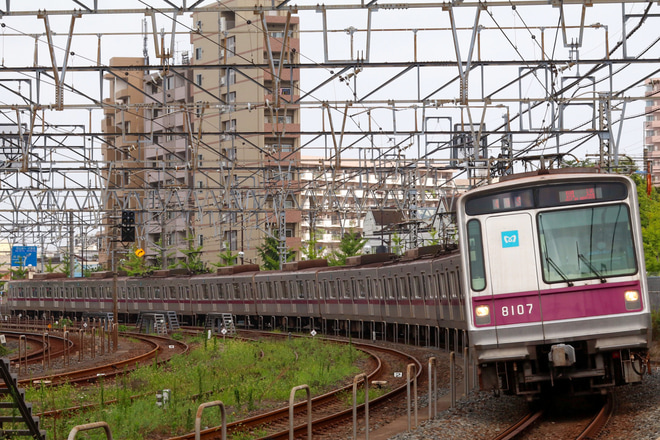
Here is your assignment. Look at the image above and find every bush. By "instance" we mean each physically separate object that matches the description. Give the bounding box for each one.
[652,309,660,341]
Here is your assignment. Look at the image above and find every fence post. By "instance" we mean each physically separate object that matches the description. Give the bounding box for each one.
[406,363,418,431]
[67,421,113,440]
[428,357,437,419]
[352,373,369,440]
[195,400,226,440]
[289,385,312,440]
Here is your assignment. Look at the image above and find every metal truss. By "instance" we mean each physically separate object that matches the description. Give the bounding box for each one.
[0,0,656,257]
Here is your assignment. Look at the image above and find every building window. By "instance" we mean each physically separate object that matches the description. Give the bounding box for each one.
[196,74,202,86]
[224,231,237,250]
[646,130,655,138]
[227,91,236,111]
[267,114,293,124]
[198,154,203,167]
[285,223,295,238]
[166,233,173,246]
[224,119,236,132]
[227,69,236,86]
[195,47,202,60]
[226,36,235,56]
[198,234,203,246]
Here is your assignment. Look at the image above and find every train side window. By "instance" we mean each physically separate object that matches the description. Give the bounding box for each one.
[306,280,315,299]
[276,281,289,299]
[154,287,161,299]
[343,280,352,299]
[296,280,305,299]
[356,279,367,299]
[267,282,275,299]
[397,277,408,299]
[138,287,146,300]
[242,283,251,299]
[412,276,422,299]
[217,284,225,299]
[120,287,126,300]
[467,219,487,291]
[76,287,83,299]
[438,273,447,300]
[317,281,325,300]
[201,284,209,300]
[328,280,337,299]
[370,279,380,299]
[45,287,52,298]
[289,280,297,299]
[233,283,240,299]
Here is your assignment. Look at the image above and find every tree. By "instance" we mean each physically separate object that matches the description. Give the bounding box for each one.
[328,230,367,266]
[632,173,660,274]
[149,238,175,270]
[301,229,326,260]
[119,246,151,277]
[426,228,440,246]
[257,231,294,270]
[212,242,240,268]
[9,258,27,280]
[44,258,59,273]
[391,232,404,256]
[175,234,209,275]
[58,253,75,277]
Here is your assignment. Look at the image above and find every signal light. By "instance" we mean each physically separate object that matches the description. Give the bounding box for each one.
[121,210,135,225]
[121,226,135,242]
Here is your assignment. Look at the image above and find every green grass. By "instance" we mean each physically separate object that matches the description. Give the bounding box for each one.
[26,335,365,439]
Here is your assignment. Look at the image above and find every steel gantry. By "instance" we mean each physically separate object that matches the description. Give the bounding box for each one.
[0,0,655,268]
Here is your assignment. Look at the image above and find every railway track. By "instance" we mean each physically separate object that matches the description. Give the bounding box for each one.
[491,394,614,440]
[168,336,422,440]
[13,332,188,386]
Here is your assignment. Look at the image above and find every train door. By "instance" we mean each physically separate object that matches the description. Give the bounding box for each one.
[484,213,543,346]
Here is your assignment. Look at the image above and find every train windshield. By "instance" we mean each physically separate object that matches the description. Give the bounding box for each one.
[538,204,636,283]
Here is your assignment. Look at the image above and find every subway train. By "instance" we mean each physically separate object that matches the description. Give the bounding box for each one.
[6,170,653,397]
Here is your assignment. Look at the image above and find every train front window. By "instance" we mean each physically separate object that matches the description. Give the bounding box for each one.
[467,219,486,291]
[538,204,636,283]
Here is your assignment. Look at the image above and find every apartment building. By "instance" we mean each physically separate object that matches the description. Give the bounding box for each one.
[100,57,146,270]
[298,157,457,255]
[142,63,196,267]
[191,1,303,264]
[645,78,660,186]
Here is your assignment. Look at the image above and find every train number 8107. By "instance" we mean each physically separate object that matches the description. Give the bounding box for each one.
[501,304,533,317]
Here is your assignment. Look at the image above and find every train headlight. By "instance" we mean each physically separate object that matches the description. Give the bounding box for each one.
[475,305,491,325]
[624,290,641,310]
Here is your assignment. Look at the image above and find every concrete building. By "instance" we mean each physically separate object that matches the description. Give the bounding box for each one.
[100,57,146,270]
[191,1,303,265]
[645,78,660,186]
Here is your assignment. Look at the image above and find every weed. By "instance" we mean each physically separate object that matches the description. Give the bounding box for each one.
[27,335,364,439]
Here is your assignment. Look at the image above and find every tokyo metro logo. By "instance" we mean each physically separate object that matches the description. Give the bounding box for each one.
[501,230,519,248]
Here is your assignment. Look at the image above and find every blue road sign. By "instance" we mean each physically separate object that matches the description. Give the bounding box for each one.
[11,246,37,267]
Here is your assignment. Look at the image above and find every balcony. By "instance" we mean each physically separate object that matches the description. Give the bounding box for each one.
[264,91,299,107]
[264,122,300,134]
[268,36,300,54]
[264,69,299,82]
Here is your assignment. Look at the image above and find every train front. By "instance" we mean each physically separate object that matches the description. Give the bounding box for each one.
[457,171,652,397]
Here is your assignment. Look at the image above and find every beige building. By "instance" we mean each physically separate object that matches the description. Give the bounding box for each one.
[191,1,302,265]
[646,78,660,186]
[100,57,146,270]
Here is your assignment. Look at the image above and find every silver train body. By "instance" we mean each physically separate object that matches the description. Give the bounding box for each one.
[6,171,652,397]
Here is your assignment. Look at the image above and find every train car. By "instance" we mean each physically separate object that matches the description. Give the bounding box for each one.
[457,170,652,397]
